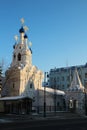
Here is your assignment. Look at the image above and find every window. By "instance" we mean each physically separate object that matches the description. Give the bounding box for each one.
[57,77,59,82]
[13,83,15,88]
[30,83,32,88]
[54,77,56,82]
[50,77,53,81]
[18,53,21,61]
[19,46,21,49]
[84,82,87,89]
[62,76,64,81]
[62,84,64,89]
[79,75,82,80]
[57,85,59,89]
[67,76,70,81]
[67,84,70,88]
[14,54,16,59]
[85,73,87,78]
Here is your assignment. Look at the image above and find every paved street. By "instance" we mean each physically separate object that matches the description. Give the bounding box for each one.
[0,112,87,130]
[0,111,84,123]
[0,118,87,130]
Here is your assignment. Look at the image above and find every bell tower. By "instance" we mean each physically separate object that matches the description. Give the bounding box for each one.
[2,18,43,98]
[11,18,32,68]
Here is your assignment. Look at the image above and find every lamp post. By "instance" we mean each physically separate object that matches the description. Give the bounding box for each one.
[43,72,49,117]
[54,78,56,115]
[37,80,39,114]
[43,72,46,117]
[84,90,87,115]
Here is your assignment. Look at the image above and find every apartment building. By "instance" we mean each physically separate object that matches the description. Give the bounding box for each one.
[49,63,87,91]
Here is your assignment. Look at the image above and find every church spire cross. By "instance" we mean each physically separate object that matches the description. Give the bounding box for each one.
[29,41,32,47]
[14,35,18,42]
[24,25,29,32]
[20,18,25,25]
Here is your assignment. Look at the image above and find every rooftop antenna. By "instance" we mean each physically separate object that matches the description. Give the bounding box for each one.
[66,59,72,86]
[66,59,68,69]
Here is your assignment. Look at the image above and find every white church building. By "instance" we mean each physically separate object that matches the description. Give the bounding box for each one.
[0,19,86,116]
[0,19,65,114]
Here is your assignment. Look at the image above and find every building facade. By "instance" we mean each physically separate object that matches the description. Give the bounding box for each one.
[49,64,87,91]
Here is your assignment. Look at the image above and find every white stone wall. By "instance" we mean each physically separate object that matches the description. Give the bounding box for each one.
[65,91,85,115]
[1,23,65,114]
[32,88,65,112]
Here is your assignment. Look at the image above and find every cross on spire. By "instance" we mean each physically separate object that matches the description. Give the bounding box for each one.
[20,18,25,25]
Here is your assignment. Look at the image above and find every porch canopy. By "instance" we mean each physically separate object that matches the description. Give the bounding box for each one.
[0,96,33,114]
[0,95,33,101]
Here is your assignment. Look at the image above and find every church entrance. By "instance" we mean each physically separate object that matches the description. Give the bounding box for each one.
[69,99,77,113]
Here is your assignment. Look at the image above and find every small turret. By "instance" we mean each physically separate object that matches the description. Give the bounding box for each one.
[29,48,32,54]
[19,26,25,43]
[19,26,25,33]
[24,34,28,44]
[13,42,16,49]
[67,69,84,92]
[11,18,32,67]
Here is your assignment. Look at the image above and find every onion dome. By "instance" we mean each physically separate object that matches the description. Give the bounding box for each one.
[29,48,32,54]
[24,34,28,39]
[13,43,16,49]
[19,26,25,33]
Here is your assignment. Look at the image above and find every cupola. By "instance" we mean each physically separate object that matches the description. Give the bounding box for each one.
[19,26,25,33]
[19,26,25,43]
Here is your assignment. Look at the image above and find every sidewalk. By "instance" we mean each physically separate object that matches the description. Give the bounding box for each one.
[0,112,86,123]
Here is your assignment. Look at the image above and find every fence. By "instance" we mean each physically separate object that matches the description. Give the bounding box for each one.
[32,105,66,113]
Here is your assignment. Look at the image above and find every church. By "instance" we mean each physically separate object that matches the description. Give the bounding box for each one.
[0,19,65,114]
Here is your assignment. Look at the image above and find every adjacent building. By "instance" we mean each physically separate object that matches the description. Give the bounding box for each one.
[49,64,87,91]
[65,69,86,115]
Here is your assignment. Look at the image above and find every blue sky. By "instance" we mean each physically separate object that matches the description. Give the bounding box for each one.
[0,0,87,72]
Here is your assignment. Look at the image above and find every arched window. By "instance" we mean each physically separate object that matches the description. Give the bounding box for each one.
[30,83,32,88]
[13,54,16,60]
[13,83,15,88]
[18,53,21,61]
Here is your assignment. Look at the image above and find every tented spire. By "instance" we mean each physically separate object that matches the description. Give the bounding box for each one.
[69,69,84,92]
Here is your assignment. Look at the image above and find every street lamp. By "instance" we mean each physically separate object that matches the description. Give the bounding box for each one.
[54,78,56,115]
[84,90,87,115]
[43,72,49,117]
